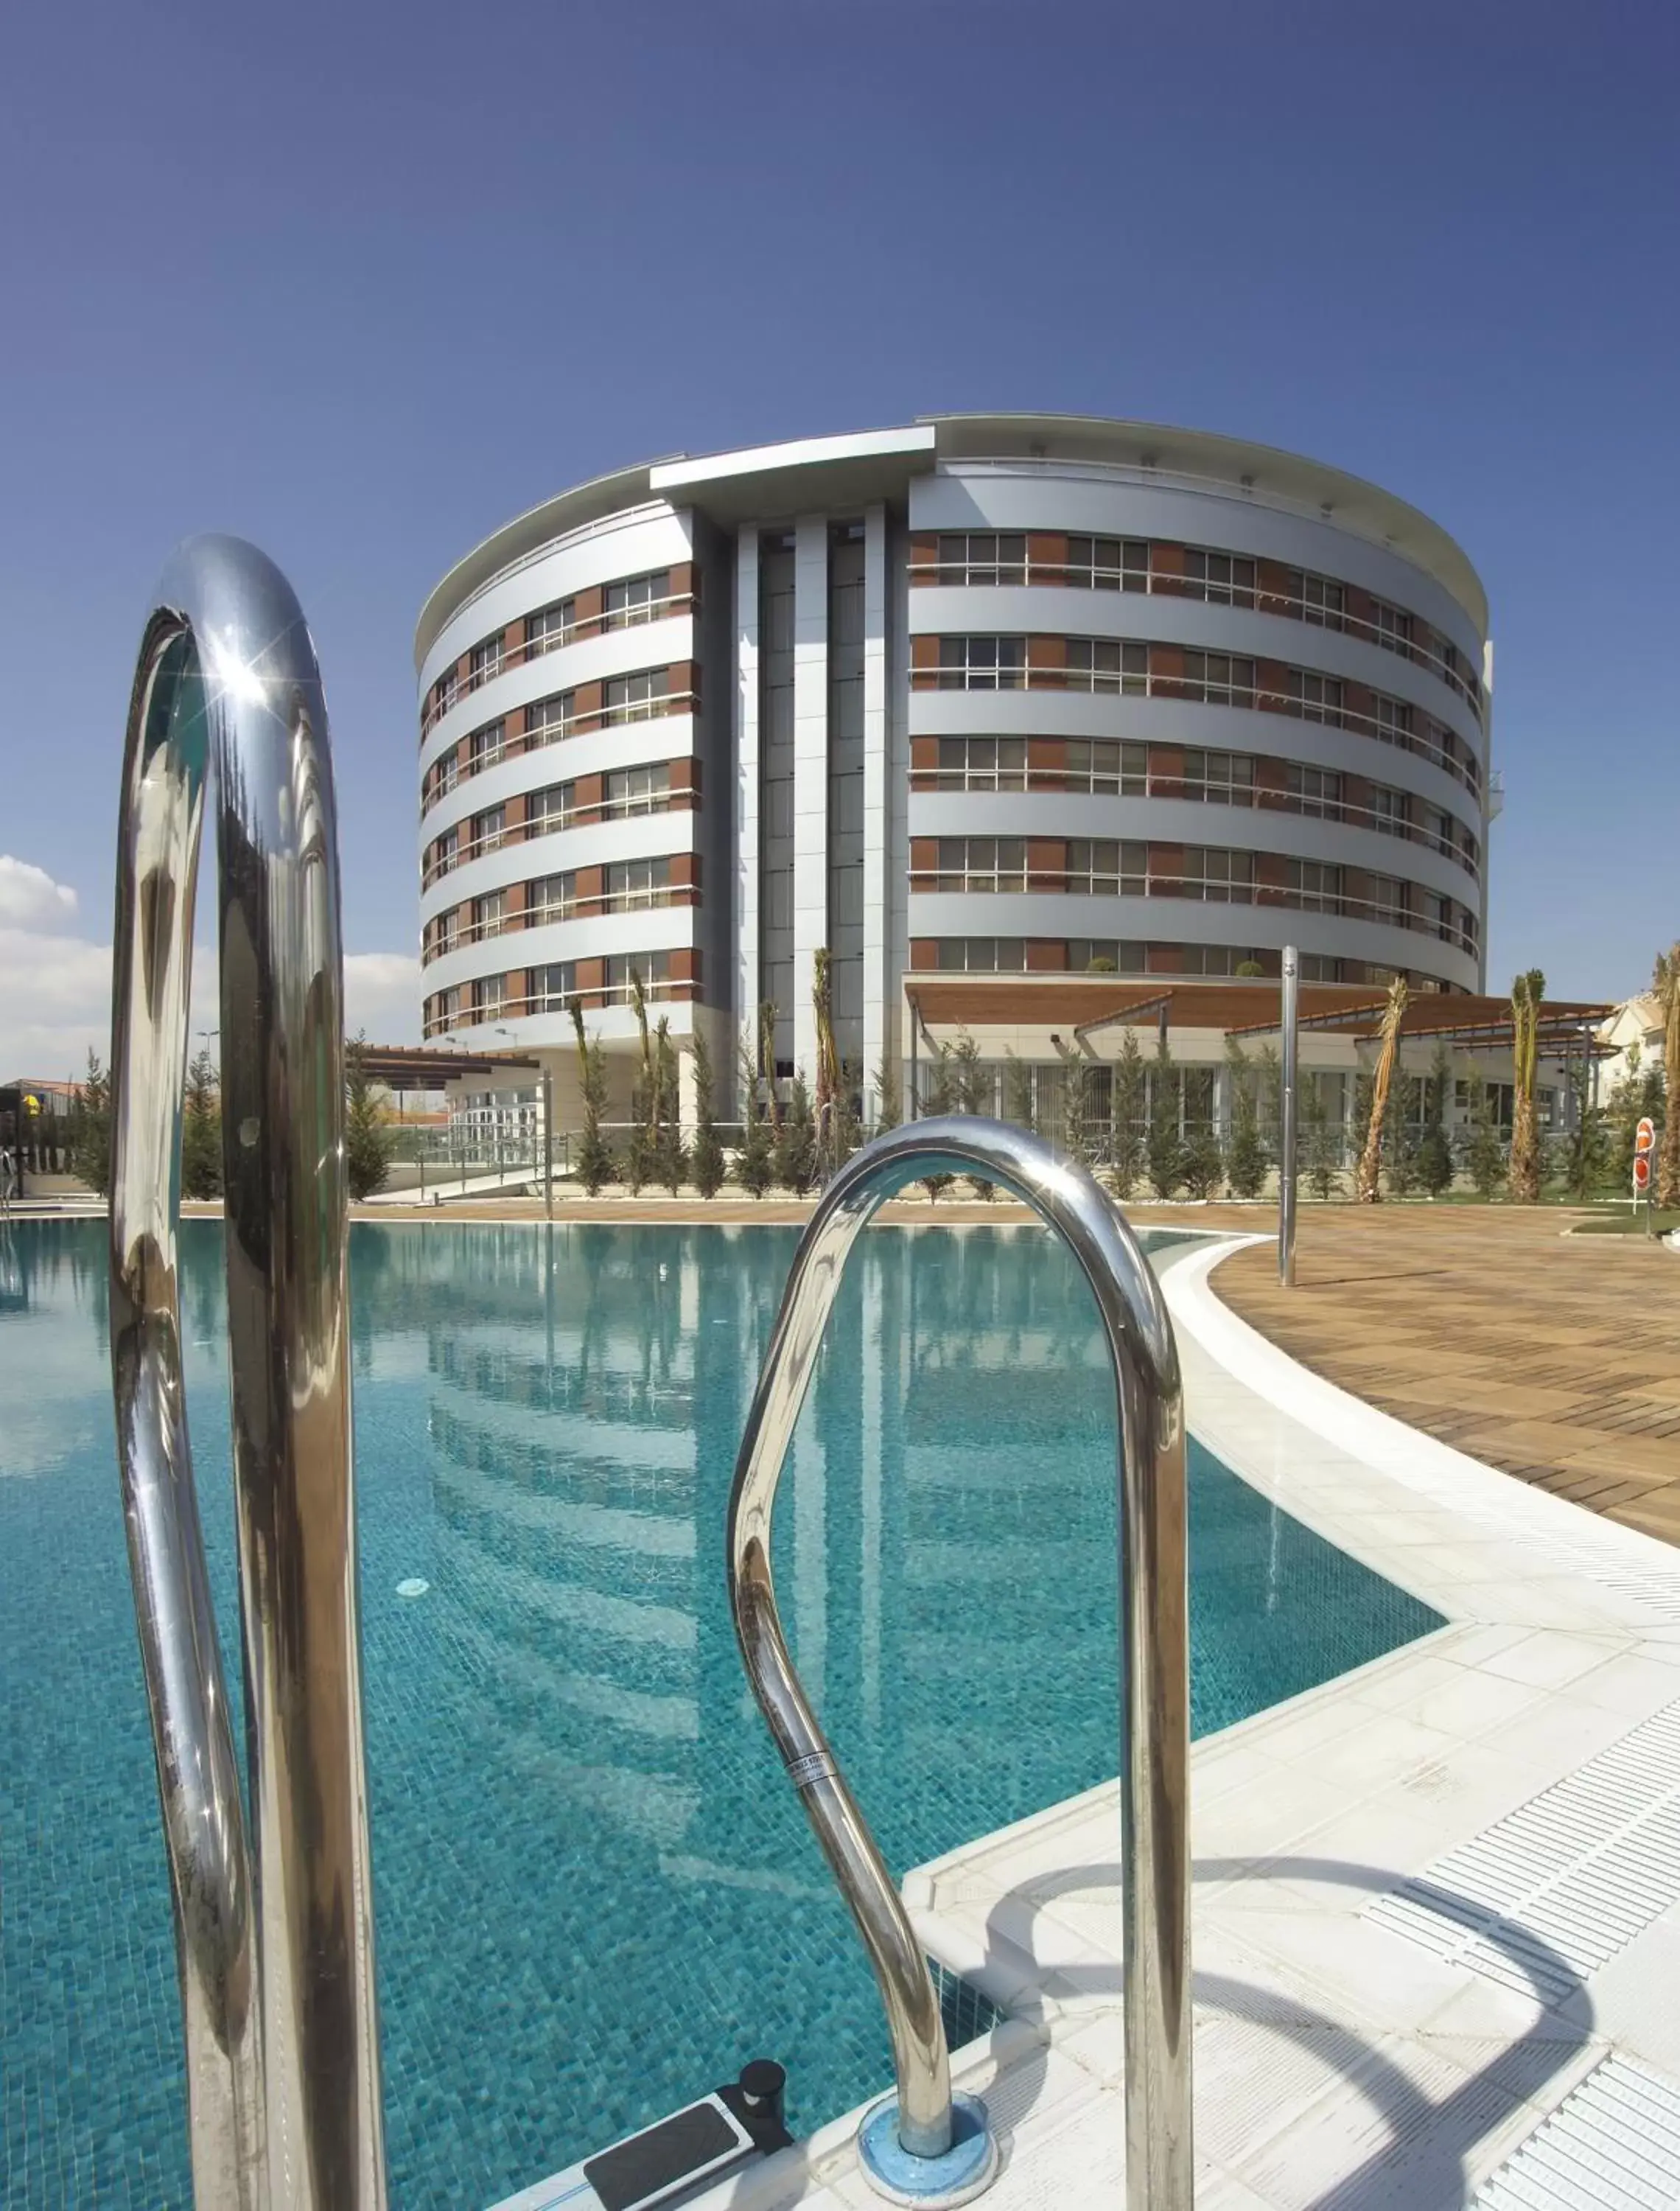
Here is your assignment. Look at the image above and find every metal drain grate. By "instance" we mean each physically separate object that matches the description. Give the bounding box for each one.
[1366,1699,1680,2005]
[1471,2055,1680,2209]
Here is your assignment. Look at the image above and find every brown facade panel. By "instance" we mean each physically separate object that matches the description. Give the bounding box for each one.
[669,947,699,983]
[910,634,940,670]
[576,958,605,991]
[910,940,939,970]
[910,736,939,772]
[1026,634,1067,674]
[1026,838,1065,891]
[910,837,939,875]
[670,851,700,890]
[1026,531,1065,569]
[1026,736,1066,775]
[908,533,938,574]
[1026,940,1067,972]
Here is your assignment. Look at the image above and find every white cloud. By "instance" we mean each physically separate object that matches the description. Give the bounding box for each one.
[0,853,419,1077]
[0,855,78,931]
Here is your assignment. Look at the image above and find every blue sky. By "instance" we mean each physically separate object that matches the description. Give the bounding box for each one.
[2,0,1673,1070]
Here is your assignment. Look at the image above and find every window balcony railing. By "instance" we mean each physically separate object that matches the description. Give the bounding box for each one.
[421,687,696,809]
[421,786,685,888]
[421,590,695,738]
[421,970,685,1037]
[906,867,1479,958]
[909,557,1482,718]
[920,764,1480,876]
[422,885,681,963]
[912,660,1481,799]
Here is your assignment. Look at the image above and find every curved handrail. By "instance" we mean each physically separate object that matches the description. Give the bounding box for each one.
[726,1117,1192,2204]
[108,536,387,2209]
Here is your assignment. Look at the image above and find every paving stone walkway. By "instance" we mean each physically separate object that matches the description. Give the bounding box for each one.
[1211,1206,1680,1549]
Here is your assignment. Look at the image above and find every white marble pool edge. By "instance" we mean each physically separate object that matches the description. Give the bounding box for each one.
[497,1230,1680,2211]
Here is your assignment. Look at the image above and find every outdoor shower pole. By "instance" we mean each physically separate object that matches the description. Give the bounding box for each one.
[1279,944,1299,1287]
[542,1063,555,1220]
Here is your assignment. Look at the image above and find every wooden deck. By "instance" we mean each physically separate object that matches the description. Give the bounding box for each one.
[1209,1206,1680,1549]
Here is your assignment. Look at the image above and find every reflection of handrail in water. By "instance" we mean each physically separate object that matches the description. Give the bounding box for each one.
[727,1116,1192,2206]
[108,537,386,2208]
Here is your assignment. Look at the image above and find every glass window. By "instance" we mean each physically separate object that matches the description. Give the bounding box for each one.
[934,939,1027,972]
[1365,873,1407,925]
[934,534,1026,584]
[1372,694,1415,747]
[531,961,577,1010]
[526,692,573,744]
[1286,763,1343,817]
[937,636,1027,689]
[469,973,508,1021]
[1371,598,1414,656]
[1067,939,1148,972]
[605,570,670,624]
[603,856,671,907]
[1286,669,1344,724]
[1369,784,1410,836]
[933,839,1026,893]
[1065,839,1147,895]
[526,872,574,922]
[1065,738,1147,794]
[471,890,505,939]
[1180,652,1256,705]
[1180,750,1254,804]
[604,668,672,719]
[527,601,575,654]
[1065,638,1148,694]
[1178,944,1258,976]
[1184,549,1256,607]
[528,781,574,832]
[469,637,503,685]
[1064,537,1148,590]
[1176,848,1254,901]
[602,762,671,816]
[470,806,504,854]
[468,719,505,772]
[1288,570,1345,629]
[601,951,671,1002]
[1286,859,1342,910]
[1299,952,1343,982]
[934,736,1027,789]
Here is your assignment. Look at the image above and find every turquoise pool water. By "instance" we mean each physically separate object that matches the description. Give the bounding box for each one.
[0,1218,1441,2208]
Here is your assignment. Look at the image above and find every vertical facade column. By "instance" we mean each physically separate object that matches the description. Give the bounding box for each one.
[734,527,760,1100]
[861,503,889,1119]
[791,514,830,1080]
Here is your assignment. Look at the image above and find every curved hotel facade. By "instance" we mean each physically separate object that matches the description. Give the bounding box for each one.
[416,416,1491,1113]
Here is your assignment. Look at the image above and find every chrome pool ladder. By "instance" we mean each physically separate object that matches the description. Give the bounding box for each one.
[108,537,386,2209]
[726,1119,1194,2207]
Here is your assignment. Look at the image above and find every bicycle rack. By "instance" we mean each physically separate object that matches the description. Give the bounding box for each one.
[108,537,386,2208]
[726,1117,1193,2207]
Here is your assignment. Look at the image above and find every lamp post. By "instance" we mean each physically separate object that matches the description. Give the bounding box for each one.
[1278,946,1299,1288]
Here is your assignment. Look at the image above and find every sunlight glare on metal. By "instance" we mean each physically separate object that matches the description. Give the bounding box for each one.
[205,628,269,708]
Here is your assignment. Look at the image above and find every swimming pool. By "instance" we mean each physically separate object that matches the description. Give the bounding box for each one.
[0,1218,1441,2208]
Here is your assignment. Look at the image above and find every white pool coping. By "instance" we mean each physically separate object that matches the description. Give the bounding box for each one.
[498,1232,1680,2211]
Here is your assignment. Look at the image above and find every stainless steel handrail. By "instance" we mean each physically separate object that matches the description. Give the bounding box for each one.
[108,535,387,2209]
[726,1117,1192,2204]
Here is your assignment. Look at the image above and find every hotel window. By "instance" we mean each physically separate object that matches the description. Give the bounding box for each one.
[604,668,671,721]
[1369,784,1410,838]
[470,637,503,686]
[602,762,671,817]
[1180,750,1254,805]
[433,986,461,1028]
[937,635,1026,689]
[434,668,460,716]
[602,950,671,1002]
[429,753,459,803]
[606,570,671,624]
[603,856,671,909]
[1180,652,1256,707]
[433,825,460,877]
[526,692,573,745]
[935,939,1026,972]
[1287,763,1343,818]
[526,872,574,923]
[1371,598,1414,657]
[1065,840,1147,895]
[1177,848,1254,902]
[470,973,508,1022]
[1299,953,1344,981]
[1288,570,1345,629]
[1065,638,1147,694]
[1372,694,1415,747]
[1068,939,1148,972]
[472,890,506,940]
[935,533,1026,584]
[1287,858,1343,912]
[1287,669,1344,724]
[1065,739,1147,795]
[1064,536,1149,590]
[1413,887,1451,940]
[1365,873,1407,926]
[936,736,1027,790]
[433,909,459,956]
[1183,549,1256,607]
[1179,944,1258,976]
[527,601,573,654]
[470,805,505,855]
[934,838,1026,893]
[528,781,574,833]
[469,720,505,773]
[531,961,577,1011]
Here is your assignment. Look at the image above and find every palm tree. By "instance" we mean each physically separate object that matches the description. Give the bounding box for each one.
[1354,974,1409,1202]
[1656,945,1680,1209]
[1507,968,1546,1202]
